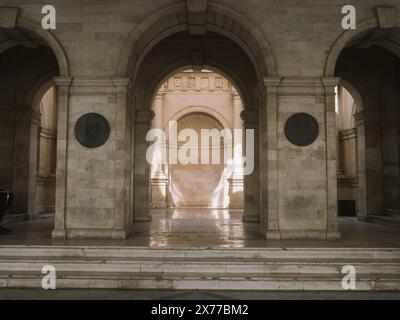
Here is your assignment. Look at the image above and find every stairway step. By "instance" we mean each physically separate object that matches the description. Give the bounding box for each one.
[0,246,399,260]
[369,214,400,224]
[1,271,399,291]
[1,245,399,291]
[384,208,400,216]
[0,258,399,273]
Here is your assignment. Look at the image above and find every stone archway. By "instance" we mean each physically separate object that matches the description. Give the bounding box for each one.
[325,6,400,77]
[328,6,400,220]
[119,2,279,238]
[0,7,71,238]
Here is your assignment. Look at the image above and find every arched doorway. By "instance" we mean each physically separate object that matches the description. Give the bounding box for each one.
[149,69,245,211]
[119,4,278,238]
[0,18,67,233]
[129,31,263,226]
[335,82,364,218]
[329,23,400,222]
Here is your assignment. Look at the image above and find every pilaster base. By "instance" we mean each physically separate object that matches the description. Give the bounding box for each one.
[134,216,152,222]
[51,228,66,239]
[265,230,281,240]
[265,229,341,240]
[52,228,129,240]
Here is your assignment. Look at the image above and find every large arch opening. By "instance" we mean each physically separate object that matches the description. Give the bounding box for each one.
[149,68,245,226]
[0,24,62,235]
[333,25,400,223]
[124,5,276,241]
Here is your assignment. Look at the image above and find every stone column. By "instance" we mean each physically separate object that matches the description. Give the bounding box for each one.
[381,110,400,211]
[266,77,340,240]
[241,110,259,222]
[52,76,72,239]
[228,93,244,210]
[113,78,132,236]
[53,77,132,239]
[354,112,368,219]
[133,110,155,221]
[151,94,168,208]
[364,111,384,216]
[12,109,40,216]
[322,77,341,240]
[262,77,282,239]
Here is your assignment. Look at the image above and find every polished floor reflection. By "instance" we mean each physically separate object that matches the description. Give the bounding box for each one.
[1,208,400,248]
[143,208,253,247]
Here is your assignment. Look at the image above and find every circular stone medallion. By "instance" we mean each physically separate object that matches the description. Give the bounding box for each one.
[284,113,319,147]
[74,113,110,148]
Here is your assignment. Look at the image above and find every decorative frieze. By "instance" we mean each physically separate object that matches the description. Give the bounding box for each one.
[164,71,234,93]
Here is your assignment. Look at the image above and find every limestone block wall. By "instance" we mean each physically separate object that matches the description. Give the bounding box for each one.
[274,78,338,239]
[57,79,130,238]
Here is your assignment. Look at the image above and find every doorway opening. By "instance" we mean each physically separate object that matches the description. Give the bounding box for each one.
[0,26,60,233]
[149,69,245,214]
[334,26,400,223]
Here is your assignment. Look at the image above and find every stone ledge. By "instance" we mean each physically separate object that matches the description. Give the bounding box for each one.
[267,229,341,240]
[52,228,129,240]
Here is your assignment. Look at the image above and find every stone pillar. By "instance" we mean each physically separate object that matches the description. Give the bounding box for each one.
[241,110,259,222]
[11,109,40,216]
[228,93,244,210]
[52,77,72,239]
[113,78,132,235]
[354,112,368,219]
[150,94,168,208]
[322,77,341,240]
[266,77,341,240]
[381,110,400,210]
[365,111,384,216]
[53,77,131,240]
[262,77,282,239]
[133,110,155,221]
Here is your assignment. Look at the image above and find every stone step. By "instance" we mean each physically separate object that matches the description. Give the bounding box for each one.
[1,245,399,290]
[1,271,399,291]
[2,214,29,225]
[369,214,400,224]
[369,209,400,224]
[1,259,399,274]
[384,209,400,219]
[384,208,400,215]
[0,246,399,260]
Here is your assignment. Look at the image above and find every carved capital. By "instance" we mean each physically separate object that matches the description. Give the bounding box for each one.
[263,76,282,94]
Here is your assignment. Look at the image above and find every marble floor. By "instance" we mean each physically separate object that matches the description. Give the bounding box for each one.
[1,208,400,248]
